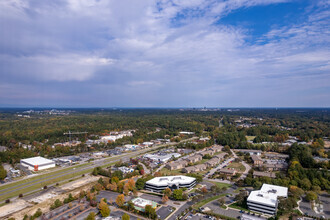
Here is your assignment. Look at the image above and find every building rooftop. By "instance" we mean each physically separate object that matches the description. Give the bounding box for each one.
[21,156,54,165]
[146,175,196,186]
[247,184,288,207]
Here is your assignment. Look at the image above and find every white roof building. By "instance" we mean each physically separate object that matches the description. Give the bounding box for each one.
[20,156,56,171]
[247,184,288,215]
[144,153,181,163]
[145,175,196,192]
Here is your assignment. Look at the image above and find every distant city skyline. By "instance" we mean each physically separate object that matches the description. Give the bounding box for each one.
[0,0,329,107]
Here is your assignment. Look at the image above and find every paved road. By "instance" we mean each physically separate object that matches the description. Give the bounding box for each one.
[139,162,150,174]
[205,156,235,178]
[0,137,199,203]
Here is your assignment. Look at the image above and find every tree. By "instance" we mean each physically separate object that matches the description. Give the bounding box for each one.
[164,188,172,197]
[145,205,157,219]
[305,191,317,202]
[200,187,208,194]
[172,189,184,200]
[127,179,135,190]
[136,178,146,190]
[85,212,96,220]
[154,171,162,177]
[116,194,125,207]
[0,164,7,180]
[235,191,247,206]
[218,198,225,207]
[122,213,130,220]
[162,195,169,204]
[123,183,129,196]
[99,199,110,217]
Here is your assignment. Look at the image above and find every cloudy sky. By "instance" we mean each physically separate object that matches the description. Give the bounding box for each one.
[0,0,329,107]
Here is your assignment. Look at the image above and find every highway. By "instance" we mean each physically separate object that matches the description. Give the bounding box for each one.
[0,137,197,202]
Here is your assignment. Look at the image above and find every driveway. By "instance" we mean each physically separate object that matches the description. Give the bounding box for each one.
[203,200,242,219]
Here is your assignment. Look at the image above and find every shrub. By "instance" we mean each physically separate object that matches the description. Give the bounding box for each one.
[19,194,23,198]
[5,199,10,203]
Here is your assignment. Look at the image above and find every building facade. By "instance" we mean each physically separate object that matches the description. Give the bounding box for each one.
[145,175,196,193]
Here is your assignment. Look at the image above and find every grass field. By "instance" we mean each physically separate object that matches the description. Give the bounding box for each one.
[0,163,90,192]
[246,136,256,141]
[228,202,249,211]
[193,193,227,208]
[160,167,183,176]
[227,162,245,172]
[209,181,232,188]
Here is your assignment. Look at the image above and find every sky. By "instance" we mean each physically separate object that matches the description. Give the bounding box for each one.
[0,0,329,108]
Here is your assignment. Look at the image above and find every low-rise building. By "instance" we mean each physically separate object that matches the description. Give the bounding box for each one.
[131,197,158,212]
[182,164,207,173]
[264,153,289,159]
[165,160,188,170]
[144,153,181,163]
[219,168,237,176]
[265,163,288,171]
[251,155,263,166]
[214,153,227,160]
[205,157,220,167]
[186,154,202,163]
[118,166,135,174]
[247,184,288,215]
[145,175,196,192]
[236,149,262,155]
[20,156,56,171]
[253,171,276,178]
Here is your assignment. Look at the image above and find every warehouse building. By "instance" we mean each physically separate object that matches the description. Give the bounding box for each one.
[145,175,196,193]
[247,184,288,215]
[20,156,56,171]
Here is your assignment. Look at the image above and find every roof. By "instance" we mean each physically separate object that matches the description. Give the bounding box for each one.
[146,175,196,186]
[251,155,262,161]
[247,184,288,207]
[219,168,236,174]
[261,184,288,197]
[21,156,54,165]
[253,171,276,178]
[131,197,157,211]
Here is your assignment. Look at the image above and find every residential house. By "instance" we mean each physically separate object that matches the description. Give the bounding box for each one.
[205,158,219,167]
[214,153,227,160]
[265,163,288,171]
[219,168,237,176]
[251,155,263,166]
[166,160,188,170]
[185,154,202,163]
[253,171,276,178]
[182,164,207,173]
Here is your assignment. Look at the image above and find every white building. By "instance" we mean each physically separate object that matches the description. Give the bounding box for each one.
[247,184,288,215]
[145,175,196,193]
[20,156,56,171]
[118,166,134,174]
[144,153,181,163]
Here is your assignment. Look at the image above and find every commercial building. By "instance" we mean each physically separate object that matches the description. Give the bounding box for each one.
[247,184,288,215]
[20,156,56,171]
[144,153,181,163]
[131,197,158,212]
[145,175,196,193]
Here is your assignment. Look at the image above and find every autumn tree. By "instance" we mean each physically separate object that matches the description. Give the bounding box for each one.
[162,195,169,204]
[116,194,125,207]
[99,198,110,217]
[127,179,135,190]
[123,183,129,196]
[164,188,172,197]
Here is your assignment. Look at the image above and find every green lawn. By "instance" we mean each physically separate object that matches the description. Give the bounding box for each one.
[159,167,183,176]
[246,136,256,141]
[227,162,245,172]
[193,193,227,208]
[0,163,90,192]
[209,181,232,188]
[228,202,249,212]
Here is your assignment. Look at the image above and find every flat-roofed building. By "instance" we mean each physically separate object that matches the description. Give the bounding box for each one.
[145,175,196,193]
[253,171,276,179]
[131,197,158,212]
[265,163,288,171]
[20,156,55,171]
[247,184,288,215]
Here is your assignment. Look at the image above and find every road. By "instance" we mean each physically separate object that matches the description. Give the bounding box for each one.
[205,153,235,178]
[231,149,251,179]
[0,137,198,202]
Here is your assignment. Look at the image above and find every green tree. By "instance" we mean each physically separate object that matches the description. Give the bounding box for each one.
[172,189,184,200]
[122,213,130,220]
[85,212,96,220]
[305,191,317,201]
[0,164,7,180]
[145,205,157,219]
[99,199,110,217]
[135,178,146,190]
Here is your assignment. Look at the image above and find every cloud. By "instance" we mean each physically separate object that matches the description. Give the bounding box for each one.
[0,0,329,107]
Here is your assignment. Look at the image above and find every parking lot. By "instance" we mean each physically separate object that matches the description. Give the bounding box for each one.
[156,205,175,219]
[140,193,163,203]
[97,190,133,203]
